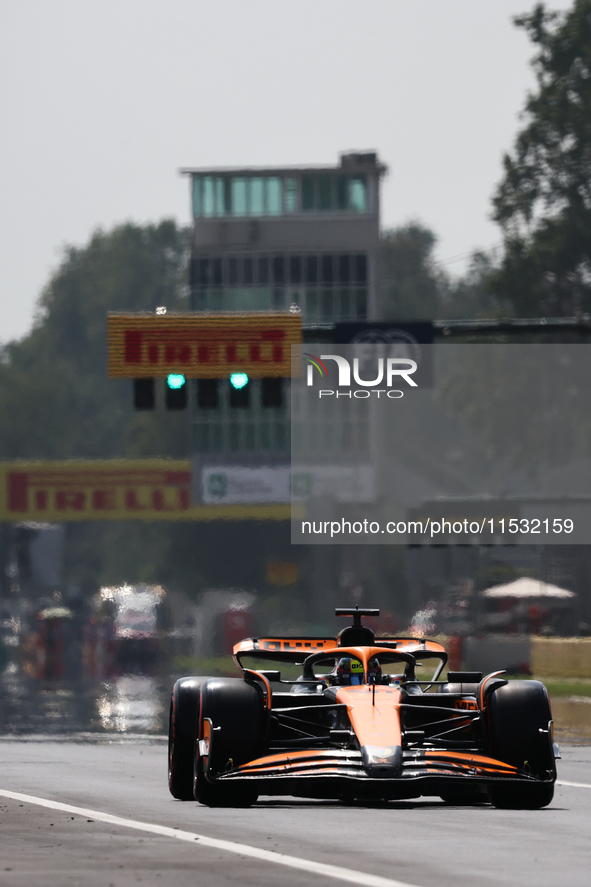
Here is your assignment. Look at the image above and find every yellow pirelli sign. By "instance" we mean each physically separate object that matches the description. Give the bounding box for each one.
[107,313,301,378]
[0,460,291,522]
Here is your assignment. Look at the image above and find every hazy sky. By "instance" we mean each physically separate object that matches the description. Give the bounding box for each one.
[0,0,575,343]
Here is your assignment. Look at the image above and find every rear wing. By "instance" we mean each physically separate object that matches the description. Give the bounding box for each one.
[233,637,336,666]
[377,637,447,656]
[233,635,446,668]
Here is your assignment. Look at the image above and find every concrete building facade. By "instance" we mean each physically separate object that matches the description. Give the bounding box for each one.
[183,151,385,323]
[182,152,386,459]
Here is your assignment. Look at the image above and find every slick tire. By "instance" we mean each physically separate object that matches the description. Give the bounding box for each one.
[489,782,554,810]
[439,786,488,805]
[168,677,212,800]
[487,680,555,809]
[194,678,265,808]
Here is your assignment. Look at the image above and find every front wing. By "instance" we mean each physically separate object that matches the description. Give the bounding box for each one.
[209,747,554,800]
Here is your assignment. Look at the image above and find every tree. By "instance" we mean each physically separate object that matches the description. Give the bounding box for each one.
[381,223,503,320]
[492,0,591,315]
[0,221,190,459]
[0,221,204,597]
[381,223,442,320]
[439,251,509,319]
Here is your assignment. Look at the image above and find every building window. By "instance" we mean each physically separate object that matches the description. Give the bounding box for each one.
[191,171,368,217]
[349,177,367,212]
[354,253,367,283]
[318,175,332,211]
[229,379,250,408]
[289,256,302,285]
[336,176,348,210]
[298,174,368,213]
[192,178,202,217]
[258,256,269,284]
[197,379,219,409]
[285,177,298,212]
[191,251,369,321]
[272,256,284,284]
[302,176,315,211]
[267,177,282,214]
[232,178,248,216]
[306,255,318,284]
[203,177,215,216]
[338,254,350,283]
[198,258,210,285]
[251,177,264,215]
[261,377,283,408]
[215,178,225,215]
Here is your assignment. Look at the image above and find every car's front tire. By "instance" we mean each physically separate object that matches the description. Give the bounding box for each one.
[439,786,489,805]
[194,678,265,808]
[168,677,212,800]
[486,680,555,809]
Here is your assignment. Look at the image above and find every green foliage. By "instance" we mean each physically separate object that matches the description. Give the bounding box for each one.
[437,343,591,471]
[538,677,591,696]
[381,223,503,321]
[439,252,510,320]
[0,220,190,460]
[0,221,209,596]
[381,223,442,320]
[492,0,591,315]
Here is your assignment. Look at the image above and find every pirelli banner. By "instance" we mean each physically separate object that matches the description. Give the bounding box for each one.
[0,460,291,522]
[107,313,302,378]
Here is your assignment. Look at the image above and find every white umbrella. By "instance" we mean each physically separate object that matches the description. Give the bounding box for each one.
[480,576,575,599]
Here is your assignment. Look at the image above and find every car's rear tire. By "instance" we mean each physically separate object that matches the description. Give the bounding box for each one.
[168,677,212,800]
[487,680,555,809]
[194,678,265,808]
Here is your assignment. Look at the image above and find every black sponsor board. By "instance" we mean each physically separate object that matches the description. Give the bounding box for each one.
[334,322,433,387]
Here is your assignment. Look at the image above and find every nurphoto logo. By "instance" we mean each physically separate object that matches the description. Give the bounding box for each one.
[303,352,417,398]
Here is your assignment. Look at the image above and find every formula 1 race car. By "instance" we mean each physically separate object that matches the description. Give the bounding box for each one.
[168,608,559,808]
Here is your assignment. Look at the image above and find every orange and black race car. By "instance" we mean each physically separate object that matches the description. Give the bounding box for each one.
[168,607,559,809]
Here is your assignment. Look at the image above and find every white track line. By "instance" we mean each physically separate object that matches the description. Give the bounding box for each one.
[0,788,421,887]
[556,780,591,789]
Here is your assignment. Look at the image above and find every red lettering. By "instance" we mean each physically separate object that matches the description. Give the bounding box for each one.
[92,489,118,510]
[8,473,28,511]
[198,346,210,362]
[272,345,283,362]
[164,343,191,364]
[148,345,159,364]
[55,491,86,510]
[152,489,180,511]
[226,344,237,362]
[35,490,48,510]
[124,330,143,364]
[125,490,151,510]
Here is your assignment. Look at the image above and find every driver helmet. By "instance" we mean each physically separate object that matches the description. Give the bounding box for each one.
[334,656,381,685]
[366,656,382,684]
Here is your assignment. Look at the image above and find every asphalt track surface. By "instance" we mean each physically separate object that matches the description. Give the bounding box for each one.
[0,738,589,887]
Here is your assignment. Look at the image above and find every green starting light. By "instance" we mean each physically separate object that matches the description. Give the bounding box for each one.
[230,372,249,390]
[167,374,186,389]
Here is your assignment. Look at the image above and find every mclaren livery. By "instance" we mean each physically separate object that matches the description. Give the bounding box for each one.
[168,608,559,808]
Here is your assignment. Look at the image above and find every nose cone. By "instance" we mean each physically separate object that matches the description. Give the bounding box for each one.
[361,744,402,777]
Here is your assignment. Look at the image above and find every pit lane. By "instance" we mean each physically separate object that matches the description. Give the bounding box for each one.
[0,738,589,887]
